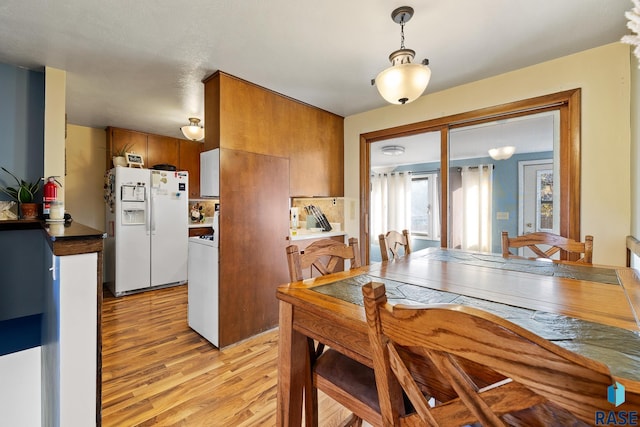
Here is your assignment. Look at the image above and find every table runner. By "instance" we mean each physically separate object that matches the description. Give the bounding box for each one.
[418,249,620,285]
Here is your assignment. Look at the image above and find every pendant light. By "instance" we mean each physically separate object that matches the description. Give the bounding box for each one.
[372,6,431,105]
[180,117,205,141]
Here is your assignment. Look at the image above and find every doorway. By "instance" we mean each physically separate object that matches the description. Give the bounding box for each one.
[519,160,557,235]
[360,89,581,264]
[518,160,558,258]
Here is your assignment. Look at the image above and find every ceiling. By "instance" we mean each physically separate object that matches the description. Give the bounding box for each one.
[0,1,632,140]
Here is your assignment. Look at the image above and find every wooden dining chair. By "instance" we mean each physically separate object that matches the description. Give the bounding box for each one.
[379,230,411,261]
[286,237,361,281]
[362,281,629,425]
[501,231,594,264]
[285,238,374,426]
[626,235,640,267]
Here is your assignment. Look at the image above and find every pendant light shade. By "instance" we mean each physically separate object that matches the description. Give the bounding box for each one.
[373,7,431,105]
[375,52,431,105]
[180,117,204,141]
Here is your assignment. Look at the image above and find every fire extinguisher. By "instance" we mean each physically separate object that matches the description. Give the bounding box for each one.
[43,176,62,217]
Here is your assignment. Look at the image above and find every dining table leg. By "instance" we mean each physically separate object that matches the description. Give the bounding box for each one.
[277,300,307,426]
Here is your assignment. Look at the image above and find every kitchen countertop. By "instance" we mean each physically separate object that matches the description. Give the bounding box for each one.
[0,218,105,256]
[189,218,214,228]
[289,229,346,241]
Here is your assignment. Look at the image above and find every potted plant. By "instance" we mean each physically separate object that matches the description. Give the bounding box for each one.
[112,142,134,167]
[0,167,41,219]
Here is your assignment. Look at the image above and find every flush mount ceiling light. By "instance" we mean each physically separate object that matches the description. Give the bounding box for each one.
[180,117,205,141]
[372,6,431,105]
[381,145,406,156]
[488,146,516,160]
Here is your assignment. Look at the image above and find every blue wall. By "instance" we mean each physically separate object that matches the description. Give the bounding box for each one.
[0,62,44,200]
[0,62,45,355]
[491,151,553,252]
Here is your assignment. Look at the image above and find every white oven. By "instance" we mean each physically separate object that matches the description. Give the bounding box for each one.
[188,211,219,346]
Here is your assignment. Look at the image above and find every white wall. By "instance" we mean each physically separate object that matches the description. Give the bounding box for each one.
[344,42,631,266]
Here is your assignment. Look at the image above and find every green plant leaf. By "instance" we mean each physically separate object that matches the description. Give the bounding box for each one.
[17,186,33,203]
[0,167,41,203]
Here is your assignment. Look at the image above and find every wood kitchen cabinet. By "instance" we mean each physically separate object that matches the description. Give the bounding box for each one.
[204,71,343,197]
[147,134,179,169]
[201,71,344,347]
[218,149,290,347]
[179,140,203,198]
[189,227,213,237]
[105,128,147,170]
[106,127,202,198]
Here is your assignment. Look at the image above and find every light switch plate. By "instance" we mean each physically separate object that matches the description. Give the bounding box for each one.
[496,212,509,220]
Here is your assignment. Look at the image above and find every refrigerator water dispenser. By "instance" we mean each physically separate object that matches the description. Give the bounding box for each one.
[122,209,145,225]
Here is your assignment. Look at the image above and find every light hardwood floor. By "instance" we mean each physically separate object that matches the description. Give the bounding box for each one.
[101,284,353,426]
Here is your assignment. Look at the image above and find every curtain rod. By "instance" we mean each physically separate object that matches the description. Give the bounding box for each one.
[457,164,495,172]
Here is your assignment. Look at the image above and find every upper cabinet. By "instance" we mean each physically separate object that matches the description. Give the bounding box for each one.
[179,140,202,199]
[203,71,344,197]
[106,128,147,170]
[106,127,203,198]
[147,135,179,168]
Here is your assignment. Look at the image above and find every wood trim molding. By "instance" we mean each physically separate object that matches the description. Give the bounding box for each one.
[359,88,581,263]
[359,134,371,263]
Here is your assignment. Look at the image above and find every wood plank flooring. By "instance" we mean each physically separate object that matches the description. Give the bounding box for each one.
[101,284,353,426]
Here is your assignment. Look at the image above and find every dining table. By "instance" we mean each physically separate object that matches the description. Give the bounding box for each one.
[275,247,640,426]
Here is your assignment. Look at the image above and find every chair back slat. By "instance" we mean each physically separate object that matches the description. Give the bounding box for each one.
[379,230,412,261]
[501,231,593,264]
[286,237,361,282]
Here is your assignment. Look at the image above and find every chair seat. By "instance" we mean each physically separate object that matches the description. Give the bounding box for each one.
[314,349,380,414]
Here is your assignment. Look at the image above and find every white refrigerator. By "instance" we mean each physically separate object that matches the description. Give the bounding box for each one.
[105,167,189,296]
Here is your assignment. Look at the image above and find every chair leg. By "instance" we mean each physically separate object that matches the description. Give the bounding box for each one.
[306,339,359,427]
[304,338,319,427]
[315,342,325,359]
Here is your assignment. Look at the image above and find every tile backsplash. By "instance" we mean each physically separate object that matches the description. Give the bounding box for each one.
[189,199,218,222]
[291,197,344,229]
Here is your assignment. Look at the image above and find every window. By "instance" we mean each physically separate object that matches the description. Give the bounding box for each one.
[537,170,553,232]
[411,173,440,240]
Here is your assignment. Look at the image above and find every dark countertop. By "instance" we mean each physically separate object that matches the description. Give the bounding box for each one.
[0,219,42,231]
[0,219,105,255]
[42,220,105,241]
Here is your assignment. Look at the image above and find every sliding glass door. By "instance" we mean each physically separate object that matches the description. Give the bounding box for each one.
[362,89,578,263]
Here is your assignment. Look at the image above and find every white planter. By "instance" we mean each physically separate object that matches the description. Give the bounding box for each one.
[112,156,127,167]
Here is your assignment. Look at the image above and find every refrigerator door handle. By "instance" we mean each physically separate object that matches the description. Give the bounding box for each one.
[145,188,151,235]
[151,191,157,234]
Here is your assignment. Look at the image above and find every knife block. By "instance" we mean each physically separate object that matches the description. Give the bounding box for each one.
[306,217,320,229]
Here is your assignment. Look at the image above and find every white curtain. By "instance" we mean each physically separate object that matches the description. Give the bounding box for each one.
[460,165,492,252]
[370,172,412,241]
